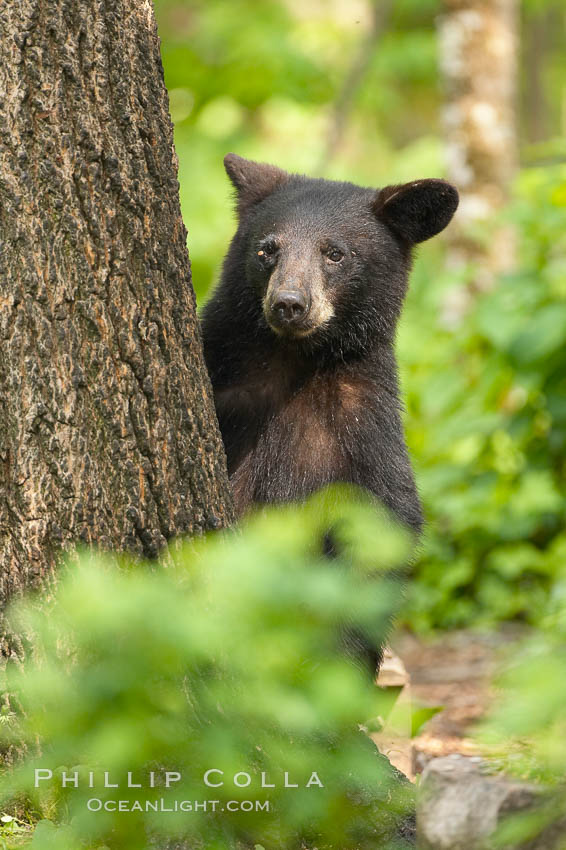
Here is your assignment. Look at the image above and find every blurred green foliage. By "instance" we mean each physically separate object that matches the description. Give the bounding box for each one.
[477,593,566,846]
[402,165,566,630]
[1,489,414,850]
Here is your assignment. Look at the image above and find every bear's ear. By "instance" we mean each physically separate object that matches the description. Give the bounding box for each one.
[373,179,459,244]
[224,153,290,217]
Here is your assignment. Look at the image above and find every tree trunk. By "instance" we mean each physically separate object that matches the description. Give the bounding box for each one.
[439,0,518,316]
[521,5,551,147]
[0,0,234,620]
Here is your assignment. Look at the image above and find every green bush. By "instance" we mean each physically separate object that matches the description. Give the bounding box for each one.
[401,165,566,630]
[1,488,414,850]
[477,592,566,846]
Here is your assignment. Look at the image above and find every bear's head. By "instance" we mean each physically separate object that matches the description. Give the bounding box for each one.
[224,154,458,351]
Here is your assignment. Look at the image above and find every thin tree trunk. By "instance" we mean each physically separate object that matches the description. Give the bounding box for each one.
[0,0,234,623]
[522,5,551,146]
[439,0,518,317]
[319,0,392,173]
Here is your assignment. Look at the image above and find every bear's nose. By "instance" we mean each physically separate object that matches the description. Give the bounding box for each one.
[272,290,307,322]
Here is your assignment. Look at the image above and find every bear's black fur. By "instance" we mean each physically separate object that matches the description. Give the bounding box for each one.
[202,154,458,534]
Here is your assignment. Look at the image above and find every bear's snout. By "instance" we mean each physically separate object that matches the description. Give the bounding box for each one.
[271,289,308,324]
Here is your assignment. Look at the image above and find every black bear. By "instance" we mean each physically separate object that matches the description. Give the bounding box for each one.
[202,154,458,535]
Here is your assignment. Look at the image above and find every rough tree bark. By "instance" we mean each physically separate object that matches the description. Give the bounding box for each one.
[439,0,518,319]
[0,0,234,624]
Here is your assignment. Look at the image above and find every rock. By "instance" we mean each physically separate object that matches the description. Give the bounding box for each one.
[417,754,542,849]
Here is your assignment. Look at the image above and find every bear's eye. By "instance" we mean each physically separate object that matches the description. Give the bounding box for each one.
[326,247,344,263]
[258,241,277,257]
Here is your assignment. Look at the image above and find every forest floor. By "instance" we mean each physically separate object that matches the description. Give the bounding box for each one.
[374,627,527,781]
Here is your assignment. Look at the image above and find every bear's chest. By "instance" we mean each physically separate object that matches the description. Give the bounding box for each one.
[220,369,372,514]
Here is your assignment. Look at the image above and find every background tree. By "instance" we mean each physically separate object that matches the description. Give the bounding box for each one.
[439,0,519,302]
[0,0,234,635]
